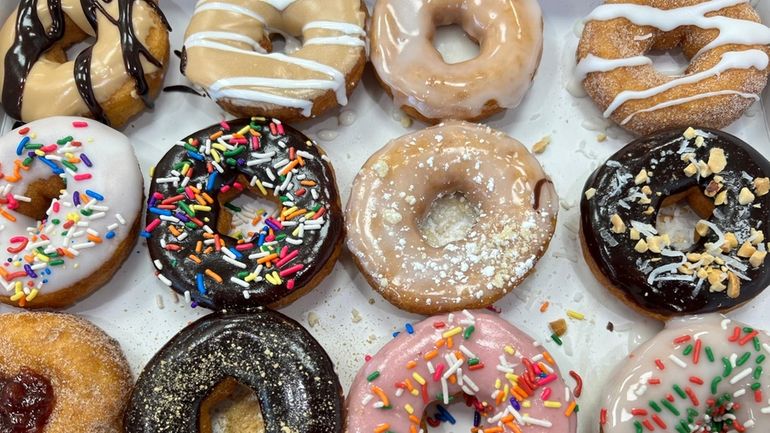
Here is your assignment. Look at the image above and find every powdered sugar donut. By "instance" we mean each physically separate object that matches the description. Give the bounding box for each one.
[0,117,142,308]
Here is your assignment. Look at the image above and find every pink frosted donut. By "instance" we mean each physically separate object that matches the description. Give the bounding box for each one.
[346,311,578,432]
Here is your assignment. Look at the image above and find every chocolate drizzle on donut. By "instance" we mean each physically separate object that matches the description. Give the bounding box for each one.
[124,310,344,433]
[581,128,770,317]
[533,178,553,210]
[3,0,169,125]
[145,118,342,311]
[0,369,55,433]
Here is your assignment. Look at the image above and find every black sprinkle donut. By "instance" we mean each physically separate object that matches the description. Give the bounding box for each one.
[143,117,343,311]
[124,310,344,433]
[581,127,770,320]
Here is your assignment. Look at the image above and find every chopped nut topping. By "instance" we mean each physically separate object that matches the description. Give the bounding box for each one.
[531,136,551,154]
[687,253,702,262]
[641,185,652,195]
[751,229,765,245]
[635,168,650,185]
[694,135,705,147]
[678,265,694,275]
[707,148,727,174]
[634,239,649,253]
[697,160,712,178]
[714,190,727,206]
[610,214,626,233]
[643,206,654,215]
[738,187,756,205]
[647,236,663,254]
[722,233,738,252]
[683,163,698,177]
[584,188,597,200]
[727,272,741,298]
[754,177,770,196]
[708,269,727,292]
[639,196,651,205]
[750,250,767,268]
[737,241,757,258]
[683,127,697,140]
[696,267,709,280]
[704,180,722,197]
[629,228,640,241]
[695,220,710,237]
[549,319,567,337]
[597,133,607,142]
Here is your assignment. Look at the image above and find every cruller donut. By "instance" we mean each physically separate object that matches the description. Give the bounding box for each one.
[600,314,770,433]
[0,312,132,433]
[145,117,343,311]
[576,0,770,135]
[346,121,558,314]
[0,0,170,128]
[124,309,344,433]
[181,0,367,121]
[580,127,770,320]
[370,0,543,123]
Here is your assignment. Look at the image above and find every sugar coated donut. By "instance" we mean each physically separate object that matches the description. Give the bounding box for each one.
[346,121,558,314]
[347,311,578,432]
[370,0,543,123]
[576,0,770,135]
[125,309,344,433]
[182,0,367,121]
[0,0,170,128]
[0,312,132,433]
[600,314,770,433]
[145,117,343,311]
[0,117,142,309]
[580,127,770,320]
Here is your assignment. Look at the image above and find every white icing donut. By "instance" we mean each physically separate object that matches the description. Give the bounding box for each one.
[0,117,142,308]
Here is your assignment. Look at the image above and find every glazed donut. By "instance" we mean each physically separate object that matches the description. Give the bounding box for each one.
[0,312,132,433]
[580,127,770,320]
[347,310,578,432]
[576,0,770,135]
[145,117,343,311]
[370,0,543,123]
[600,314,770,433]
[0,117,142,309]
[124,310,344,433]
[346,121,558,314]
[181,0,367,121]
[0,0,170,128]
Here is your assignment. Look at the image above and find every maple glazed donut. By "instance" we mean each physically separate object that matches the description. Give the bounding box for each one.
[346,121,558,314]
[0,0,170,128]
[600,314,770,433]
[347,311,579,432]
[181,0,367,121]
[0,312,132,433]
[125,310,344,433]
[580,127,770,321]
[0,117,143,309]
[370,0,543,123]
[576,0,770,135]
[145,117,343,311]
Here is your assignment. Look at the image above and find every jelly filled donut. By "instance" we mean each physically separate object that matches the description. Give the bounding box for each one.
[181,0,367,121]
[0,117,143,309]
[346,121,558,314]
[581,127,770,320]
[0,0,170,128]
[0,312,132,433]
[125,309,344,433]
[145,117,343,311]
[370,0,543,123]
[600,314,770,433]
[576,0,770,135]
[347,311,578,432]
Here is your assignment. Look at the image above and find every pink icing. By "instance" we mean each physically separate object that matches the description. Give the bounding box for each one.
[346,311,578,432]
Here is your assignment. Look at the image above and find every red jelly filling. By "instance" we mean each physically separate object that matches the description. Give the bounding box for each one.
[0,369,54,433]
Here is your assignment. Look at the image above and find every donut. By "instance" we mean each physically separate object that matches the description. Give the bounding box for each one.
[370,0,543,123]
[600,314,770,432]
[0,312,132,433]
[0,0,170,128]
[145,117,343,311]
[181,0,367,121]
[580,127,770,320]
[0,117,143,309]
[576,0,770,135]
[347,310,579,432]
[346,121,558,314]
[124,309,344,433]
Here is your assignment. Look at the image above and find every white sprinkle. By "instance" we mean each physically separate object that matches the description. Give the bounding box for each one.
[153,260,163,270]
[730,368,753,385]
[157,274,172,286]
[116,214,126,225]
[230,277,249,287]
[523,415,552,428]
[155,295,165,310]
[668,354,688,368]
[71,242,96,250]
[223,255,247,269]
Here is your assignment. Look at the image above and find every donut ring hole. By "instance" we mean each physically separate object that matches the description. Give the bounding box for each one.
[14,176,66,222]
[647,46,690,77]
[427,7,484,65]
[418,191,480,248]
[264,32,302,55]
[420,394,475,429]
[654,186,715,251]
[199,378,264,433]
[215,174,280,240]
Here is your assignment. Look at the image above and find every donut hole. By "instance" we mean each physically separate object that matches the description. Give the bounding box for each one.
[421,396,476,430]
[200,378,264,433]
[266,33,302,55]
[419,192,479,248]
[64,36,97,62]
[431,24,481,65]
[647,46,690,77]
[655,186,715,251]
[14,177,66,222]
[215,176,281,241]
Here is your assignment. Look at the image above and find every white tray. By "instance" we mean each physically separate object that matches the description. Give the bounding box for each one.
[2,1,770,432]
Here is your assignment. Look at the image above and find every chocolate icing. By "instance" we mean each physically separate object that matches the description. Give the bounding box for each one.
[124,310,344,433]
[580,128,770,317]
[145,118,343,311]
[3,0,169,125]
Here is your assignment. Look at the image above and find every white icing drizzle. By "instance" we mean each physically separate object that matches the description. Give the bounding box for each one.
[304,35,366,47]
[185,31,266,53]
[575,54,652,81]
[194,2,267,23]
[621,89,760,125]
[259,0,298,10]
[303,20,367,35]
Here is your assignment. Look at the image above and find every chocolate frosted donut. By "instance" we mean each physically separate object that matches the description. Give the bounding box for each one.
[145,117,343,311]
[580,127,770,320]
[124,310,344,433]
